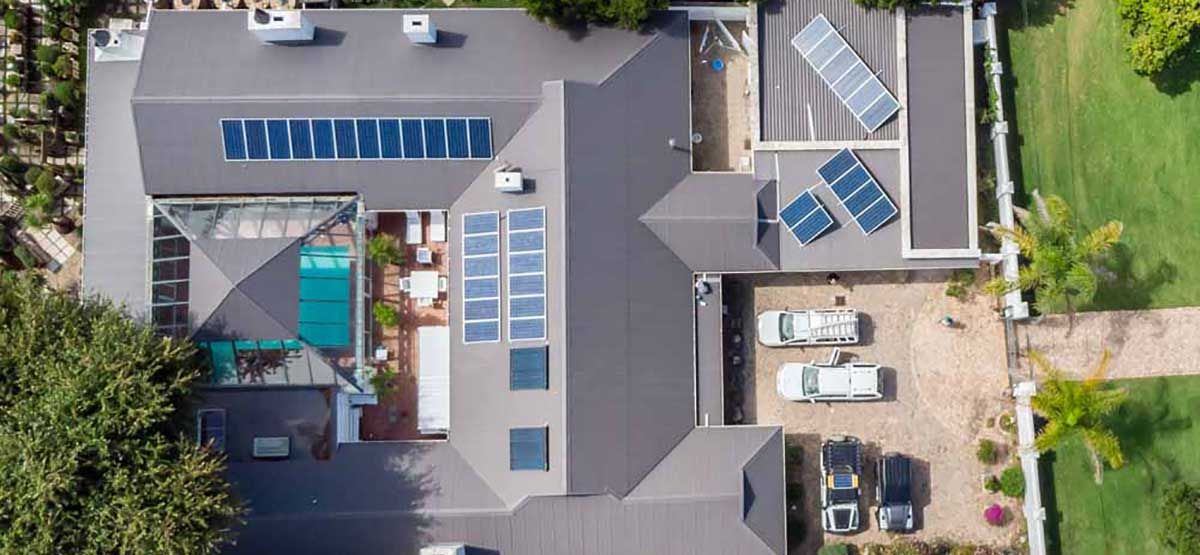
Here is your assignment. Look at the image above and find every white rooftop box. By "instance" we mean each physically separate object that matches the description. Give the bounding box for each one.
[404,14,437,44]
[248,8,315,44]
[495,170,524,193]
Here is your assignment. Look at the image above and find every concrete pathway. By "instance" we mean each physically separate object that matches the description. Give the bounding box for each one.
[1016,307,1200,380]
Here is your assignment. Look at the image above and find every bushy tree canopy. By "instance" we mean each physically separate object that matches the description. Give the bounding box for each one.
[520,0,667,31]
[1118,0,1200,75]
[1158,482,1200,554]
[0,274,242,555]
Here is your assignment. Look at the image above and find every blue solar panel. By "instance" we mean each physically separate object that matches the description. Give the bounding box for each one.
[465,299,500,321]
[356,119,380,159]
[312,119,335,159]
[509,207,545,231]
[379,119,402,159]
[833,473,854,489]
[509,252,544,274]
[780,190,834,246]
[424,119,447,159]
[221,120,246,160]
[333,119,357,159]
[510,296,545,319]
[509,274,544,296]
[468,118,492,159]
[508,230,544,253]
[446,119,469,158]
[289,120,313,159]
[267,120,291,160]
[402,119,425,159]
[819,149,898,235]
[817,148,857,183]
[464,277,499,299]
[464,321,499,343]
[243,119,269,160]
[464,234,499,256]
[779,191,818,228]
[510,318,546,341]
[222,117,491,162]
[510,427,548,470]
[510,347,548,390]
[793,15,900,132]
[463,212,499,234]
[856,196,897,234]
[464,256,498,278]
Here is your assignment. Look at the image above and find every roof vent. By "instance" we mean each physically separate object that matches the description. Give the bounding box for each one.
[404,14,437,44]
[247,8,315,45]
[494,167,524,193]
[91,29,144,62]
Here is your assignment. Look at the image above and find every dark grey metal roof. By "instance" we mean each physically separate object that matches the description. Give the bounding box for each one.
[760,149,976,271]
[189,239,301,341]
[641,173,780,272]
[81,40,148,310]
[759,0,899,141]
[906,6,971,249]
[695,276,724,426]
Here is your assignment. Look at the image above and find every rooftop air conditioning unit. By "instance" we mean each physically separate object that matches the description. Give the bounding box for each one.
[247,8,315,45]
[494,168,524,193]
[420,545,466,555]
[90,29,144,62]
[252,436,291,459]
[404,14,437,44]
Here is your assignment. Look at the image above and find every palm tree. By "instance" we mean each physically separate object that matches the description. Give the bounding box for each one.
[1029,349,1128,483]
[985,190,1123,318]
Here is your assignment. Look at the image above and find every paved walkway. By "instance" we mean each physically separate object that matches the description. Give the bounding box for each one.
[1016,307,1200,380]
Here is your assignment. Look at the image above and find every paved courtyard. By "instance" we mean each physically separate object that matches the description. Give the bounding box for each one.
[729,270,1017,551]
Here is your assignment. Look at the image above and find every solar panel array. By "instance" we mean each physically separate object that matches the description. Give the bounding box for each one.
[507,207,547,342]
[779,188,835,246]
[462,212,500,344]
[791,14,901,133]
[221,117,493,162]
[817,149,898,235]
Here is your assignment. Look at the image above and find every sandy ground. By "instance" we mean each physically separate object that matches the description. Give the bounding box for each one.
[690,21,754,172]
[1016,307,1200,380]
[730,270,1020,552]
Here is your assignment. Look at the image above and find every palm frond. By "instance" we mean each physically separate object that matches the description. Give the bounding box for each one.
[986,223,1038,256]
[1082,427,1125,469]
[1034,419,1069,452]
[1017,265,1041,291]
[1041,193,1073,230]
[1028,350,1060,378]
[983,276,1018,297]
[1084,350,1112,385]
[1089,387,1129,418]
[1064,262,1099,304]
[1078,221,1124,259]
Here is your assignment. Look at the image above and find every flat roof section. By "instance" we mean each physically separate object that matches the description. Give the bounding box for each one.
[906,6,971,250]
[759,0,899,142]
[762,150,975,271]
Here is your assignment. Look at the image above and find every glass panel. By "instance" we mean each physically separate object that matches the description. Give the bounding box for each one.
[183,203,218,238]
[211,203,242,239]
[237,202,268,238]
[260,202,290,238]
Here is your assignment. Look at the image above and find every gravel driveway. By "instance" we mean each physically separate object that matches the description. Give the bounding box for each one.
[729,270,1018,552]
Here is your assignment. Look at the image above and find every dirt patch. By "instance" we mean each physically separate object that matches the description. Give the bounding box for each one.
[690,20,753,172]
[729,270,1018,551]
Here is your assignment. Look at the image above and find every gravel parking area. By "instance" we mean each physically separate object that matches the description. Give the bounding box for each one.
[728,270,1016,551]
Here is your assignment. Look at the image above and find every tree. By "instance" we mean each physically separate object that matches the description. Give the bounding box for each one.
[520,0,667,31]
[851,0,913,9]
[0,274,243,554]
[1029,349,1128,483]
[372,300,399,328]
[367,232,404,267]
[1117,0,1200,75]
[1158,482,1200,554]
[985,190,1122,318]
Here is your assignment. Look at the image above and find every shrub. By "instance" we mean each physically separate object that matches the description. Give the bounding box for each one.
[984,503,1006,526]
[945,269,976,300]
[520,0,668,31]
[368,365,398,399]
[999,466,1025,498]
[998,413,1016,434]
[3,123,21,142]
[3,73,18,88]
[49,80,77,108]
[12,243,38,269]
[372,300,399,328]
[976,439,998,464]
[3,9,22,29]
[51,55,71,79]
[367,232,404,266]
[818,545,851,555]
[0,154,24,174]
[33,169,57,195]
[34,44,61,65]
[851,0,913,9]
[984,475,1001,493]
[23,165,41,185]
[1157,482,1200,554]
[22,190,54,227]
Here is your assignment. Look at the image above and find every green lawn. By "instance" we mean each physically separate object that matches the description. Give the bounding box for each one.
[1004,0,1200,310]
[1043,376,1200,554]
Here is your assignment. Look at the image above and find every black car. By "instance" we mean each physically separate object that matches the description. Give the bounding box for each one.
[875,453,915,532]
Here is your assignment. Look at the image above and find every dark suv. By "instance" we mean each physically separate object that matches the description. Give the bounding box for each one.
[875,453,915,532]
[820,436,863,534]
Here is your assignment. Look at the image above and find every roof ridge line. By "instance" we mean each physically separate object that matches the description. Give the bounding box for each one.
[130,94,545,104]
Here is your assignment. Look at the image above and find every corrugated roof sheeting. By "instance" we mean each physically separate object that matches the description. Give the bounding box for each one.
[759,0,899,141]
